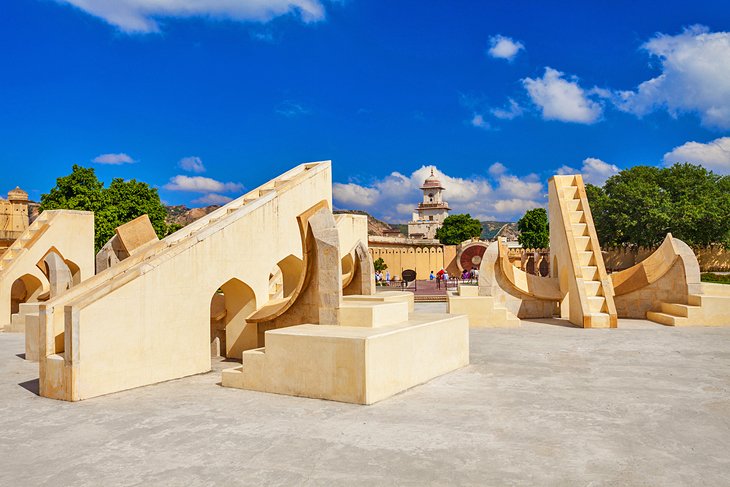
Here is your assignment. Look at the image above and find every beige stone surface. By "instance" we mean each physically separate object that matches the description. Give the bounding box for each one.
[548,175,616,328]
[224,312,469,404]
[338,301,409,328]
[115,214,159,255]
[342,290,414,312]
[448,294,520,328]
[369,243,460,280]
[37,162,336,401]
[0,210,94,329]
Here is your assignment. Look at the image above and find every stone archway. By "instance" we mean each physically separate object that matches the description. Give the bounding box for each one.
[210,278,257,360]
[9,274,43,318]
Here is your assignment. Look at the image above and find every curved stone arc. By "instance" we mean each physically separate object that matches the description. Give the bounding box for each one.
[341,252,355,289]
[611,234,678,296]
[343,240,375,296]
[494,239,562,301]
[247,200,331,323]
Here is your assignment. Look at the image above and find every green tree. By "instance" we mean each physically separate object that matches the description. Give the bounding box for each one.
[373,257,388,272]
[41,165,170,251]
[585,163,730,248]
[517,208,549,249]
[435,214,482,245]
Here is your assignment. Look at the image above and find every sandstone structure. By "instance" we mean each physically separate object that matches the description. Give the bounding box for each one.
[0,187,30,254]
[20,161,467,403]
[449,174,730,328]
[407,168,450,239]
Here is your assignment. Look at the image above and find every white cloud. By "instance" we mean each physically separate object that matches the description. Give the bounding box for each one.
[333,165,547,223]
[488,162,507,177]
[163,175,243,193]
[470,113,490,129]
[57,0,327,33]
[523,67,603,123]
[557,157,620,185]
[492,198,543,215]
[491,98,524,120]
[178,156,206,173]
[276,100,309,117]
[615,26,730,129]
[192,193,233,205]
[332,183,378,207]
[663,137,730,174]
[92,153,135,164]
[488,35,524,61]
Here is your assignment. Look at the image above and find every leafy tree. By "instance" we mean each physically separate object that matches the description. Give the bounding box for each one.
[373,257,388,272]
[41,165,170,251]
[435,214,482,245]
[517,208,549,249]
[585,163,730,248]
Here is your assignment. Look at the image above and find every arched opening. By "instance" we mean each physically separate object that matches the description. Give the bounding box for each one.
[341,252,355,288]
[267,255,304,301]
[275,255,303,300]
[210,278,257,360]
[10,274,43,319]
[65,259,82,286]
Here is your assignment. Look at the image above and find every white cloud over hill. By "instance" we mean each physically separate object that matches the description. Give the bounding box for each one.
[164,175,243,193]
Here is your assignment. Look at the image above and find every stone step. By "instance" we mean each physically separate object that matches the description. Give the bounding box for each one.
[646,311,683,326]
[586,312,613,328]
[574,236,592,252]
[345,291,415,312]
[339,301,409,328]
[563,186,579,199]
[688,294,730,306]
[578,251,595,266]
[569,210,585,224]
[584,280,602,296]
[566,199,582,212]
[699,283,730,297]
[660,302,700,318]
[572,223,588,236]
[588,296,606,313]
[582,265,599,280]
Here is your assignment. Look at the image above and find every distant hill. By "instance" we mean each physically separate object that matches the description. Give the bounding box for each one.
[166,205,519,241]
[481,221,519,240]
[165,204,220,226]
[333,210,403,237]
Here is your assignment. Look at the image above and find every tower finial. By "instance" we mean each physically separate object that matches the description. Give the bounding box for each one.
[430,167,434,177]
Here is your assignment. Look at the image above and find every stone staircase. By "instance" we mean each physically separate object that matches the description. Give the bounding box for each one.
[647,283,730,326]
[223,294,469,404]
[0,212,51,274]
[550,175,617,328]
[447,284,520,328]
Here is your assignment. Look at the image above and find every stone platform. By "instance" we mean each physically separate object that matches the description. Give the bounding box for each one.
[222,298,469,404]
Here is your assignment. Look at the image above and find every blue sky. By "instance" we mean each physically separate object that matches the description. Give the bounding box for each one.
[1,0,729,222]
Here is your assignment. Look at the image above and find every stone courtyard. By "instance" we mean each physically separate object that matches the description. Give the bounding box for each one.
[2,303,728,486]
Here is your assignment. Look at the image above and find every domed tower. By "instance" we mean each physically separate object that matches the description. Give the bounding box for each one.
[0,187,30,252]
[407,168,450,239]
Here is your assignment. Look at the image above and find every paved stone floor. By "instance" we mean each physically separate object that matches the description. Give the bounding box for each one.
[1,307,730,486]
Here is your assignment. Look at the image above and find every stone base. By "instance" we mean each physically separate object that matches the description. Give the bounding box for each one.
[448,295,520,328]
[343,291,415,312]
[222,313,469,404]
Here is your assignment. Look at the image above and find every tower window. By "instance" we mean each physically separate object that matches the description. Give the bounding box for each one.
[429,216,433,221]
